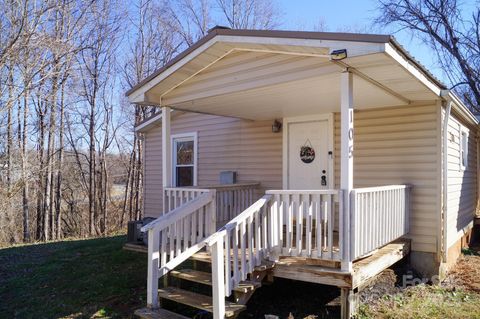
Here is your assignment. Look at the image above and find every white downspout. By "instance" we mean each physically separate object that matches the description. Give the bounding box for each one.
[442,99,453,263]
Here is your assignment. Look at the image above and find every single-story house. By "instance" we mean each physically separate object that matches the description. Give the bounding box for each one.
[126,27,479,319]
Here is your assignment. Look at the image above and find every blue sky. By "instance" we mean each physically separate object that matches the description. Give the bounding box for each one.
[276,0,443,82]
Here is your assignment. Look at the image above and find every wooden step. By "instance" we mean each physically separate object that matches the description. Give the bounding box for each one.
[190,251,275,271]
[170,269,261,293]
[158,286,246,318]
[135,307,190,319]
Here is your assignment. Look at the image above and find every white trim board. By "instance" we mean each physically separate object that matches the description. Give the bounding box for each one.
[282,113,335,190]
[135,113,162,132]
[171,132,198,187]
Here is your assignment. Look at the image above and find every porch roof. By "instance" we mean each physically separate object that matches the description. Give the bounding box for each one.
[126,27,461,121]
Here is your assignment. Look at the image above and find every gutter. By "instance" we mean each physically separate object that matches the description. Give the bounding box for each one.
[446,91,479,126]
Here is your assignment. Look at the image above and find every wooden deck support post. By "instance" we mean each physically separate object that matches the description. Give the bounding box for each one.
[341,288,359,319]
[162,105,172,213]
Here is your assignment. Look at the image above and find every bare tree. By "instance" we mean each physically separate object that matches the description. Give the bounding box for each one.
[376,0,480,112]
[215,0,281,29]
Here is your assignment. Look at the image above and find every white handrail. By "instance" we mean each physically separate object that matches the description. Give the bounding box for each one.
[352,184,410,193]
[142,192,214,232]
[266,189,340,195]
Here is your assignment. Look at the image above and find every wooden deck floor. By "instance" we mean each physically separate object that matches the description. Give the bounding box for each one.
[273,238,411,289]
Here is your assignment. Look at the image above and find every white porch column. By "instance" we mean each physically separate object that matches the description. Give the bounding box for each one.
[162,105,172,188]
[162,106,172,215]
[340,70,353,272]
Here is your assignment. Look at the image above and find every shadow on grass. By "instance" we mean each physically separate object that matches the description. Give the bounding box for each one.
[0,235,147,319]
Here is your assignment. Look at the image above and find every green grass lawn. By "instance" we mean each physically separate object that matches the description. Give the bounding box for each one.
[2,235,480,319]
[358,284,480,319]
[0,235,147,319]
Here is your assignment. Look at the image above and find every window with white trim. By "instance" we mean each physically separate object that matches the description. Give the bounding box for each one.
[460,127,469,170]
[172,133,197,187]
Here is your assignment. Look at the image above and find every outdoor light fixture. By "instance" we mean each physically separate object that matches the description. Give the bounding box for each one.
[330,49,348,60]
[272,119,282,133]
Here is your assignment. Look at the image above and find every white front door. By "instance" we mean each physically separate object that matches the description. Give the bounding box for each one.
[285,115,333,189]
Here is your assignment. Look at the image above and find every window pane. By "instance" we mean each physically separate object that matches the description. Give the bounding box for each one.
[176,166,193,187]
[176,141,194,165]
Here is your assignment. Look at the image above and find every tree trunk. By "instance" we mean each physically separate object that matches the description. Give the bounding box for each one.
[36,95,46,240]
[55,80,65,239]
[89,101,96,236]
[22,81,30,242]
[43,73,58,241]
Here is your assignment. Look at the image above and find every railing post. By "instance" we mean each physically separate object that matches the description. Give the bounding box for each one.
[147,229,160,308]
[210,190,217,235]
[211,236,226,319]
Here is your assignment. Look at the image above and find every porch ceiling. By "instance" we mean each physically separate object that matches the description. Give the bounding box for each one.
[127,30,443,121]
[161,51,439,120]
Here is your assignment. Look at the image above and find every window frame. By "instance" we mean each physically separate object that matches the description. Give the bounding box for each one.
[171,132,198,187]
[459,126,469,171]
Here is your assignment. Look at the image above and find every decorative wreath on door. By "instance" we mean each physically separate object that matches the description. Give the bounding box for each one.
[300,139,315,163]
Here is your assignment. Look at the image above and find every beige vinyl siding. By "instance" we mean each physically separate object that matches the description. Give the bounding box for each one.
[445,111,478,248]
[143,113,282,218]
[144,103,441,253]
[334,104,441,253]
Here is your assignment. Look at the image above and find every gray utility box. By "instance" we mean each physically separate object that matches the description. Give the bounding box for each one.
[220,171,237,184]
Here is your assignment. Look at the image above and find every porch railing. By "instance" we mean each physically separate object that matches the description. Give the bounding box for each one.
[206,195,273,297]
[265,190,343,260]
[143,184,410,316]
[205,182,260,225]
[142,190,216,308]
[163,187,210,213]
[164,183,260,224]
[350,185,411,259]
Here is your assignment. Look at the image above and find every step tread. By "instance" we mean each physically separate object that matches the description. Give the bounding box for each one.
[134,307,190,319]
[190,252,275,271]
[158,286,246,317]
[170,269,261,293]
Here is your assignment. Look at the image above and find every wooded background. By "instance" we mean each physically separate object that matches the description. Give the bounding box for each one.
[1,0,478,245]
[0,0,281,245]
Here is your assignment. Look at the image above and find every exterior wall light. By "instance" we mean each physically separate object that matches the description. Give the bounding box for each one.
[330,49,348,60]
[272,119,282,133]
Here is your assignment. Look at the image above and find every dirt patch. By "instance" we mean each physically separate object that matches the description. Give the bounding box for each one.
[443,253,480,293]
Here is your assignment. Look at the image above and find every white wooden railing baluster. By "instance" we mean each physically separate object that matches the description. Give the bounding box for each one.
[286,194,292,254]
[233,226,239,286]
[248,215,254,273]
[277,194,283,251]
[241,221,248,281]
[255,208,261,262]
[315,194,321,258]
[306,195,312,256]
